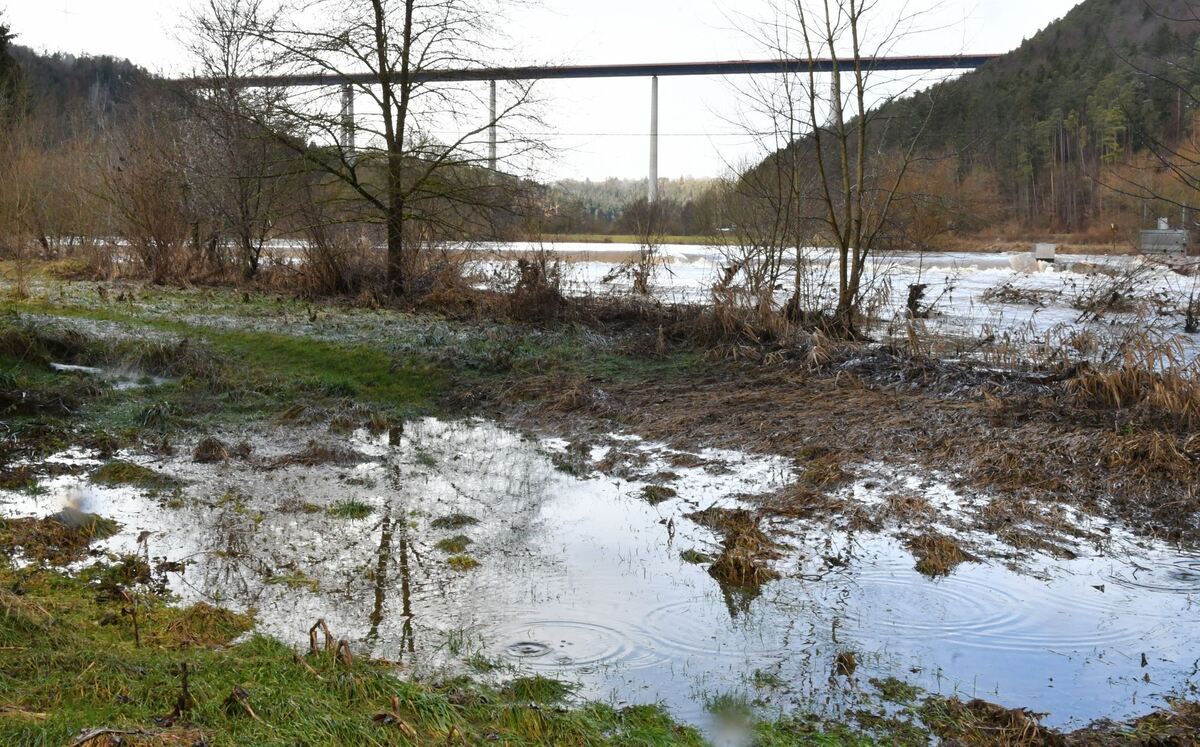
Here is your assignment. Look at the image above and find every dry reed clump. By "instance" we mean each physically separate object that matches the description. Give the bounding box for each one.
[268,441,365,469]
[1064,338,1200,430]
[0,513,120,565]
[833,651,858,678]
[285,225,386,299]
[156,603,255,649]
[797,449,852,489]
[691,296,795,351]
[1102,430,1194,479]
[686,507,781,588]
[906,532,976,578]
[756,482,845,522]
[507,257,571,322]
[1117,701,1200,744]
[921,697,1060,746]
[641,485,678,505]
[544,376,599,413]
[884,494,934,523]
[192,437,230,464]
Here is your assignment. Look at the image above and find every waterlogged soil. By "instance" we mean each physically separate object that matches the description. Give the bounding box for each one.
[3,418,1198,736]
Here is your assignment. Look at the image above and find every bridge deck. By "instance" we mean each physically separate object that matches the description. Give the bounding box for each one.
[186,55,997,88]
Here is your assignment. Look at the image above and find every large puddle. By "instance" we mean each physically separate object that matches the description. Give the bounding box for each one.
[2,418,1198,734]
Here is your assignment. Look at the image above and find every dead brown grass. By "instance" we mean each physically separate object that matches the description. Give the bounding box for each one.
[522,353,1199,544]
[686,507,781,587]
[1066,344,1200,431]
[884,494,935,523]
[154,603,254,649]
[906,532,977,577]
[797,449,853,489]
[922,695,1200,746]
[922,697,1061,746]
[268,441,365,469]
[192,437,230,464]
[0,513,120,565]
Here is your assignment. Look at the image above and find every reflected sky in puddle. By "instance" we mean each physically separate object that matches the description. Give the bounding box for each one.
[50,362,171,390]
[2,418,1197,733]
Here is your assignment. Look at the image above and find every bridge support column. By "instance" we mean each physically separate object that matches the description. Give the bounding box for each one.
[827,71,840,129]
[340,83,355,153]
[649,75,659,202]
[488,80,498,170]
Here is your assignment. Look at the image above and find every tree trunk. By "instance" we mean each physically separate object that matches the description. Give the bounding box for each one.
[387,189,405,296]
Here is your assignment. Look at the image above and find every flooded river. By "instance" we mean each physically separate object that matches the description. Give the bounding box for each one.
[2,418,1198,734]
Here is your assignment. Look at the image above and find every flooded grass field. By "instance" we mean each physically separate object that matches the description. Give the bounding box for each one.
[2,274,1199,744]
[4,416,1198,740]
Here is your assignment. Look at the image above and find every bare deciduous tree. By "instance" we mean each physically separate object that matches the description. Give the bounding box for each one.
[188,0,301,280]
[194,0,545,296]
[101,108,196,284]
[734,0,939,336]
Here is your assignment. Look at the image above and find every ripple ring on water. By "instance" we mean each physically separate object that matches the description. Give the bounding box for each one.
[493,619,669,671]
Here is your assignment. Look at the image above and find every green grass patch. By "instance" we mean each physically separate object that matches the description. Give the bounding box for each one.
[446,554,480,571]
[266,569,321,592]
[502,676,576,704]
[431,513,479,530]
[204,328,439,410]
[0,560,711,746]
[1,301,443,430]
[869,676,922,704]
[435,535,473,553]
[91,461,181,492]
[326,500,373,520]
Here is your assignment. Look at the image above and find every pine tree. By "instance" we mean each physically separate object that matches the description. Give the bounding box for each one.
[0,15,23,121]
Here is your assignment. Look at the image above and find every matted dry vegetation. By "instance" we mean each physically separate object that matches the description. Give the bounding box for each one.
[493,337,1200,546]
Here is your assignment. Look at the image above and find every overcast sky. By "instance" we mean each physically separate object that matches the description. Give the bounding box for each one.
[3,0,1083,181]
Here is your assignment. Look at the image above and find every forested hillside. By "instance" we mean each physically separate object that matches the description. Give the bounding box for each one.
[879,0,1200,235]
[8,45,150,136]
[0,18,21,120]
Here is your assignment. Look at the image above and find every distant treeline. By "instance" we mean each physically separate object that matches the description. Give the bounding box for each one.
[539,178,725,237]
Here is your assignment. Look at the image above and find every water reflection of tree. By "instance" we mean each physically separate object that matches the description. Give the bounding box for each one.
[364,501,417,659]
[184,505,272,604]
[405,420,559,549]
